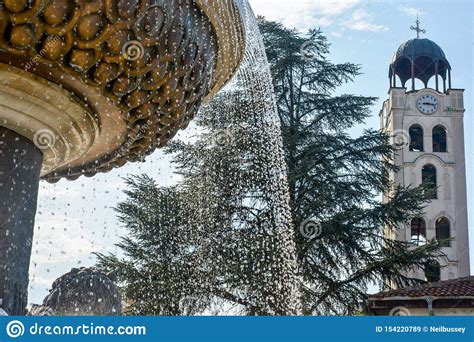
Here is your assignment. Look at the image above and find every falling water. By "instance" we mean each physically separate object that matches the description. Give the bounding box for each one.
[196,0,302,315]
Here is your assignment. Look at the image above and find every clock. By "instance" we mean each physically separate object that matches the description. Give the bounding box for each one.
[416,94,438,114]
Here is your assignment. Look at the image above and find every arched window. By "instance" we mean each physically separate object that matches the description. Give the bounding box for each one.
[422,164,437,199]
[435,217,451,247]
[409,125,424,152]
[410,218,426,245]
[424,261,441,282]
[432,125,447,152]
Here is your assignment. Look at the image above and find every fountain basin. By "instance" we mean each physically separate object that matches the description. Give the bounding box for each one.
[0,0,245,181]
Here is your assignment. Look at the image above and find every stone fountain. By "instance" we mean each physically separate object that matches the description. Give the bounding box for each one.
[0,0,245,315]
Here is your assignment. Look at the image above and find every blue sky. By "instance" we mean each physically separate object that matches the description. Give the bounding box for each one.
[27,0,473,304]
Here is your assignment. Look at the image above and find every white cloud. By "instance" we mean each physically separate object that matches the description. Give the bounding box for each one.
[343,9,388,32]
[39,184,81,198]
[315,0,361,16]
[249,0,359,30]
[249,0,387,34]
[315,17,334,27]
[31,216,97,264]
[400,6,425,18]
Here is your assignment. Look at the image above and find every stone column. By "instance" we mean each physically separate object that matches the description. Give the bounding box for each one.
[0,128,42,315]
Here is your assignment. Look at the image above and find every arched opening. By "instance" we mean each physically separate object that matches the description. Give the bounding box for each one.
[410,218,426,245]
[391,57,412,88]
[422,164,437,199]
[424,260,441,282]
[426,75,438,90]
[435,217,451,247]
[412,78,426,91]
[432,125,447,152]
[409,125,424,151]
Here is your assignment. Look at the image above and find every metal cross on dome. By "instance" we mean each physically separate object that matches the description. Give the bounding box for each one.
[410,15,426,38]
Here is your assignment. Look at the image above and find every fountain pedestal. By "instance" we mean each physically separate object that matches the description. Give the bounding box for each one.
[0,128,42,315]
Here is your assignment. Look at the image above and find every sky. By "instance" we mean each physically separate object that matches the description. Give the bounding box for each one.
[27,0,474,304]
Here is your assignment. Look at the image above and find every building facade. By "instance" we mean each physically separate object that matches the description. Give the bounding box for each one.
[380,27,470,284]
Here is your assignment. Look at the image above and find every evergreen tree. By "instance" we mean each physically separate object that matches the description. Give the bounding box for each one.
[96,179,215,315]
[257,18,441,314]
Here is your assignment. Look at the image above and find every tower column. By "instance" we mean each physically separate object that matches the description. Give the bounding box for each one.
[450,91,470,277]
[448,69,452,89]
[0,128,42,315]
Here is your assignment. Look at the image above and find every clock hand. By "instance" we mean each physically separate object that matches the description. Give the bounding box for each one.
[422,102,435,106]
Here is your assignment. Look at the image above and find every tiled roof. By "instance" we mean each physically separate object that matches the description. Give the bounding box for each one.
[370,276,474,299]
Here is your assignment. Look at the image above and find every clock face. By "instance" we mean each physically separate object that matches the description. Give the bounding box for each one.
[417,94,438,114]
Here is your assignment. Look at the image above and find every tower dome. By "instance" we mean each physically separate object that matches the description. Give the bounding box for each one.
[389,19,452,92]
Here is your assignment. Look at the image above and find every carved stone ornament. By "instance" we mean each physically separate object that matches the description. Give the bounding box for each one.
[0,0,245,181]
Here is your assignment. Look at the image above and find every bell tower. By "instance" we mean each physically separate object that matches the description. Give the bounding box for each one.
[380,19,470,284]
